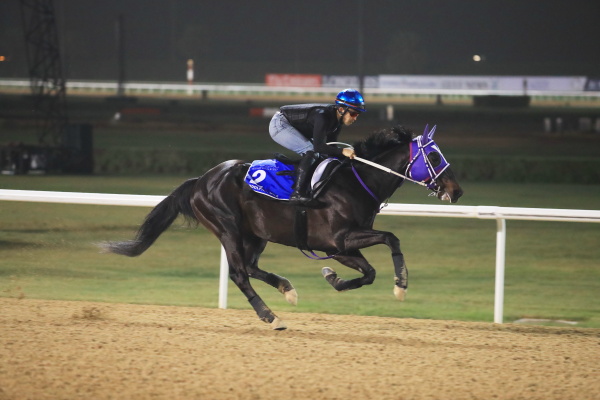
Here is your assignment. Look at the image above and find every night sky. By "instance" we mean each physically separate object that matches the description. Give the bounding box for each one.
[1,0,599,81]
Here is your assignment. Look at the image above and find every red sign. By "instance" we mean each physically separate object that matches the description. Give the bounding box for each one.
[266,74,322,87]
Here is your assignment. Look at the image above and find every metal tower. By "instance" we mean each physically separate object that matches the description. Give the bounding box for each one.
[19,0,68,146]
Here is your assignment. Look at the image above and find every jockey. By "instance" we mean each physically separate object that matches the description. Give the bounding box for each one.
[269,88,366,205]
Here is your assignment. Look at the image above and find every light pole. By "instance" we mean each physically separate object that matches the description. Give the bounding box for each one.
[357,0,364,93]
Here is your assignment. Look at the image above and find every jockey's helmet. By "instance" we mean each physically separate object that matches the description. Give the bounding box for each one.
[335,88,366,112]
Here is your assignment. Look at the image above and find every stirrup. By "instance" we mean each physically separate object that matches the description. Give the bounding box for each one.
[288,194,324,208]
[289,194,312,204]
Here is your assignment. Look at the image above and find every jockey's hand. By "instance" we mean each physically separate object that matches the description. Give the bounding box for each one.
[342,148,356,159]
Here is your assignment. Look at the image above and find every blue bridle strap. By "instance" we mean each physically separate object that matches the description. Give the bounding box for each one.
[300,249,337,260]
[351,163,380,204]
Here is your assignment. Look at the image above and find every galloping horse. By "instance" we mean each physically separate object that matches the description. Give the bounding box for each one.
[103,125,463,329]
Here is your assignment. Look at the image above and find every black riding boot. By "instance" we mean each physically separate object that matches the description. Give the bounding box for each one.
[289,151,317,206]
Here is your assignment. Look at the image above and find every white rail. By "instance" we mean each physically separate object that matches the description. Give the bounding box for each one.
[2,78,600,99]
[1,189,599,323]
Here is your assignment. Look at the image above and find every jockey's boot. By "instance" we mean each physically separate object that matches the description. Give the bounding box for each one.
[289,151,320,207]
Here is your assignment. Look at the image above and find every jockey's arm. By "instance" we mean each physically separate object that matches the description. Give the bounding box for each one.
[312,116,345,158]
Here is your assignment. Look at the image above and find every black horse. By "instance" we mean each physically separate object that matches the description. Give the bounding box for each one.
[103,125,463,329]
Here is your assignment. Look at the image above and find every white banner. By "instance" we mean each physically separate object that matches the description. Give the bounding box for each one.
[322,75,379,88]
[585,78,600,91]
[532,76,587,91]
[378,75,587,92]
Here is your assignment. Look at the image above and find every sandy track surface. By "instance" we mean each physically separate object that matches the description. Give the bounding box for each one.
[1,298,598,400]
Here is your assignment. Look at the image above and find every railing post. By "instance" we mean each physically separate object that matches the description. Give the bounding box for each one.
[218,245,229,309]
[494,218,507,323]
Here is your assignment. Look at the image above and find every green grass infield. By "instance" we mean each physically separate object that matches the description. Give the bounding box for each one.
[1,175,599,328]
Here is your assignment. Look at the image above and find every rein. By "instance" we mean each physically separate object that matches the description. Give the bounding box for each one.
[327,141,430,189]
[327,141,443,205]
[351,163,380,204]
[353,156,429,188]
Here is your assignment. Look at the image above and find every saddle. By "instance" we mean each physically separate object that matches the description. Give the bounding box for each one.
[244,155,344,252]
[243,155,342,201]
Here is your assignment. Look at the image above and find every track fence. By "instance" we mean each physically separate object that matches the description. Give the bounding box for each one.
[2,188,599,323]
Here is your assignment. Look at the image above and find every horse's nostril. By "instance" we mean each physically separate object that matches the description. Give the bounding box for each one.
[453,188,464,203]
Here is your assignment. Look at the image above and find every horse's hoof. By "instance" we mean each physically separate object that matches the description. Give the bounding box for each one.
[393,286,407,301]
[284,288,298,306]
[322,267,336,277]
[271,317,287,330]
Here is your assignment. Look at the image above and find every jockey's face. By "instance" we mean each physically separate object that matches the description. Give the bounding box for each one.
[338,107,361,126]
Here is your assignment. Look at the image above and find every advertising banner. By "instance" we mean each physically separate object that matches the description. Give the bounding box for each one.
[378,75,587,92]
[525,76,586,91]
[584,78,600,91]
[265,74,322,87]
[322,75,379,88]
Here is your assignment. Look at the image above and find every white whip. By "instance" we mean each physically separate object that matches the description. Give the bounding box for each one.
[327,142,429,187]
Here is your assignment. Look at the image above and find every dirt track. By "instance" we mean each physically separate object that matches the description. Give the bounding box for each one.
[1,298,598,400]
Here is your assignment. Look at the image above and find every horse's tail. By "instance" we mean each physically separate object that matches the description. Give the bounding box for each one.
[101,178,198,257]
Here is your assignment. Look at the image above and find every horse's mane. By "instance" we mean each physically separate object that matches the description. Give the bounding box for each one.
[353,125,415,160]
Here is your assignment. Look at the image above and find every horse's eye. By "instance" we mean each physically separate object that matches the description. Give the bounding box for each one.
[428,152,441,167]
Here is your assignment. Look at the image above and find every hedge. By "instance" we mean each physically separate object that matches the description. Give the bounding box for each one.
[93,149,600,184]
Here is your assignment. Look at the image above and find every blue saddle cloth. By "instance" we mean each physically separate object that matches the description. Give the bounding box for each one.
[244,159,296,200]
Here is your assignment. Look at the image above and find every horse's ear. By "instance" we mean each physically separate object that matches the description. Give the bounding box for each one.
[423,124,437,141]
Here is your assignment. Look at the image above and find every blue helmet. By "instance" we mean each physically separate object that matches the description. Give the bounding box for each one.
[335,88,366,112]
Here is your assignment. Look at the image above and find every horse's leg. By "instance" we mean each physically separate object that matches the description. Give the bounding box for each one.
[243,236,298,306]
[190,163,287,329]
[249,267,298,306]
[322,249,376,292]
[337,229,408,301]
[220,232,287,330]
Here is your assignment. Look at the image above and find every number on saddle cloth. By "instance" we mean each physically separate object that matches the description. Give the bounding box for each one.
[243,158,341,200]
[244,159,296,200]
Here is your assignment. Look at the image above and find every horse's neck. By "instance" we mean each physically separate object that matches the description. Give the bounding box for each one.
[358,145,410,200]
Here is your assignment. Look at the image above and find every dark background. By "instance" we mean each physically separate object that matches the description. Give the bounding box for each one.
[1,0,599,82]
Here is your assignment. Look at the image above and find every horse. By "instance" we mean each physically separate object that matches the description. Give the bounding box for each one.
[102,124,463,330]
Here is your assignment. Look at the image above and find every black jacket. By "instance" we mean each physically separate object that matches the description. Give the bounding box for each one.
[280,104,344,157]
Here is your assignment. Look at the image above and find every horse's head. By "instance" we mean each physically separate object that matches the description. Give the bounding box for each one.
[407,125,463,203]
[353,124,463,203]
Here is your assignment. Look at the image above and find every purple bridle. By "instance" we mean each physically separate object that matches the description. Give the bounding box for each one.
[405,125,451,191]
[351,124,450,203]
